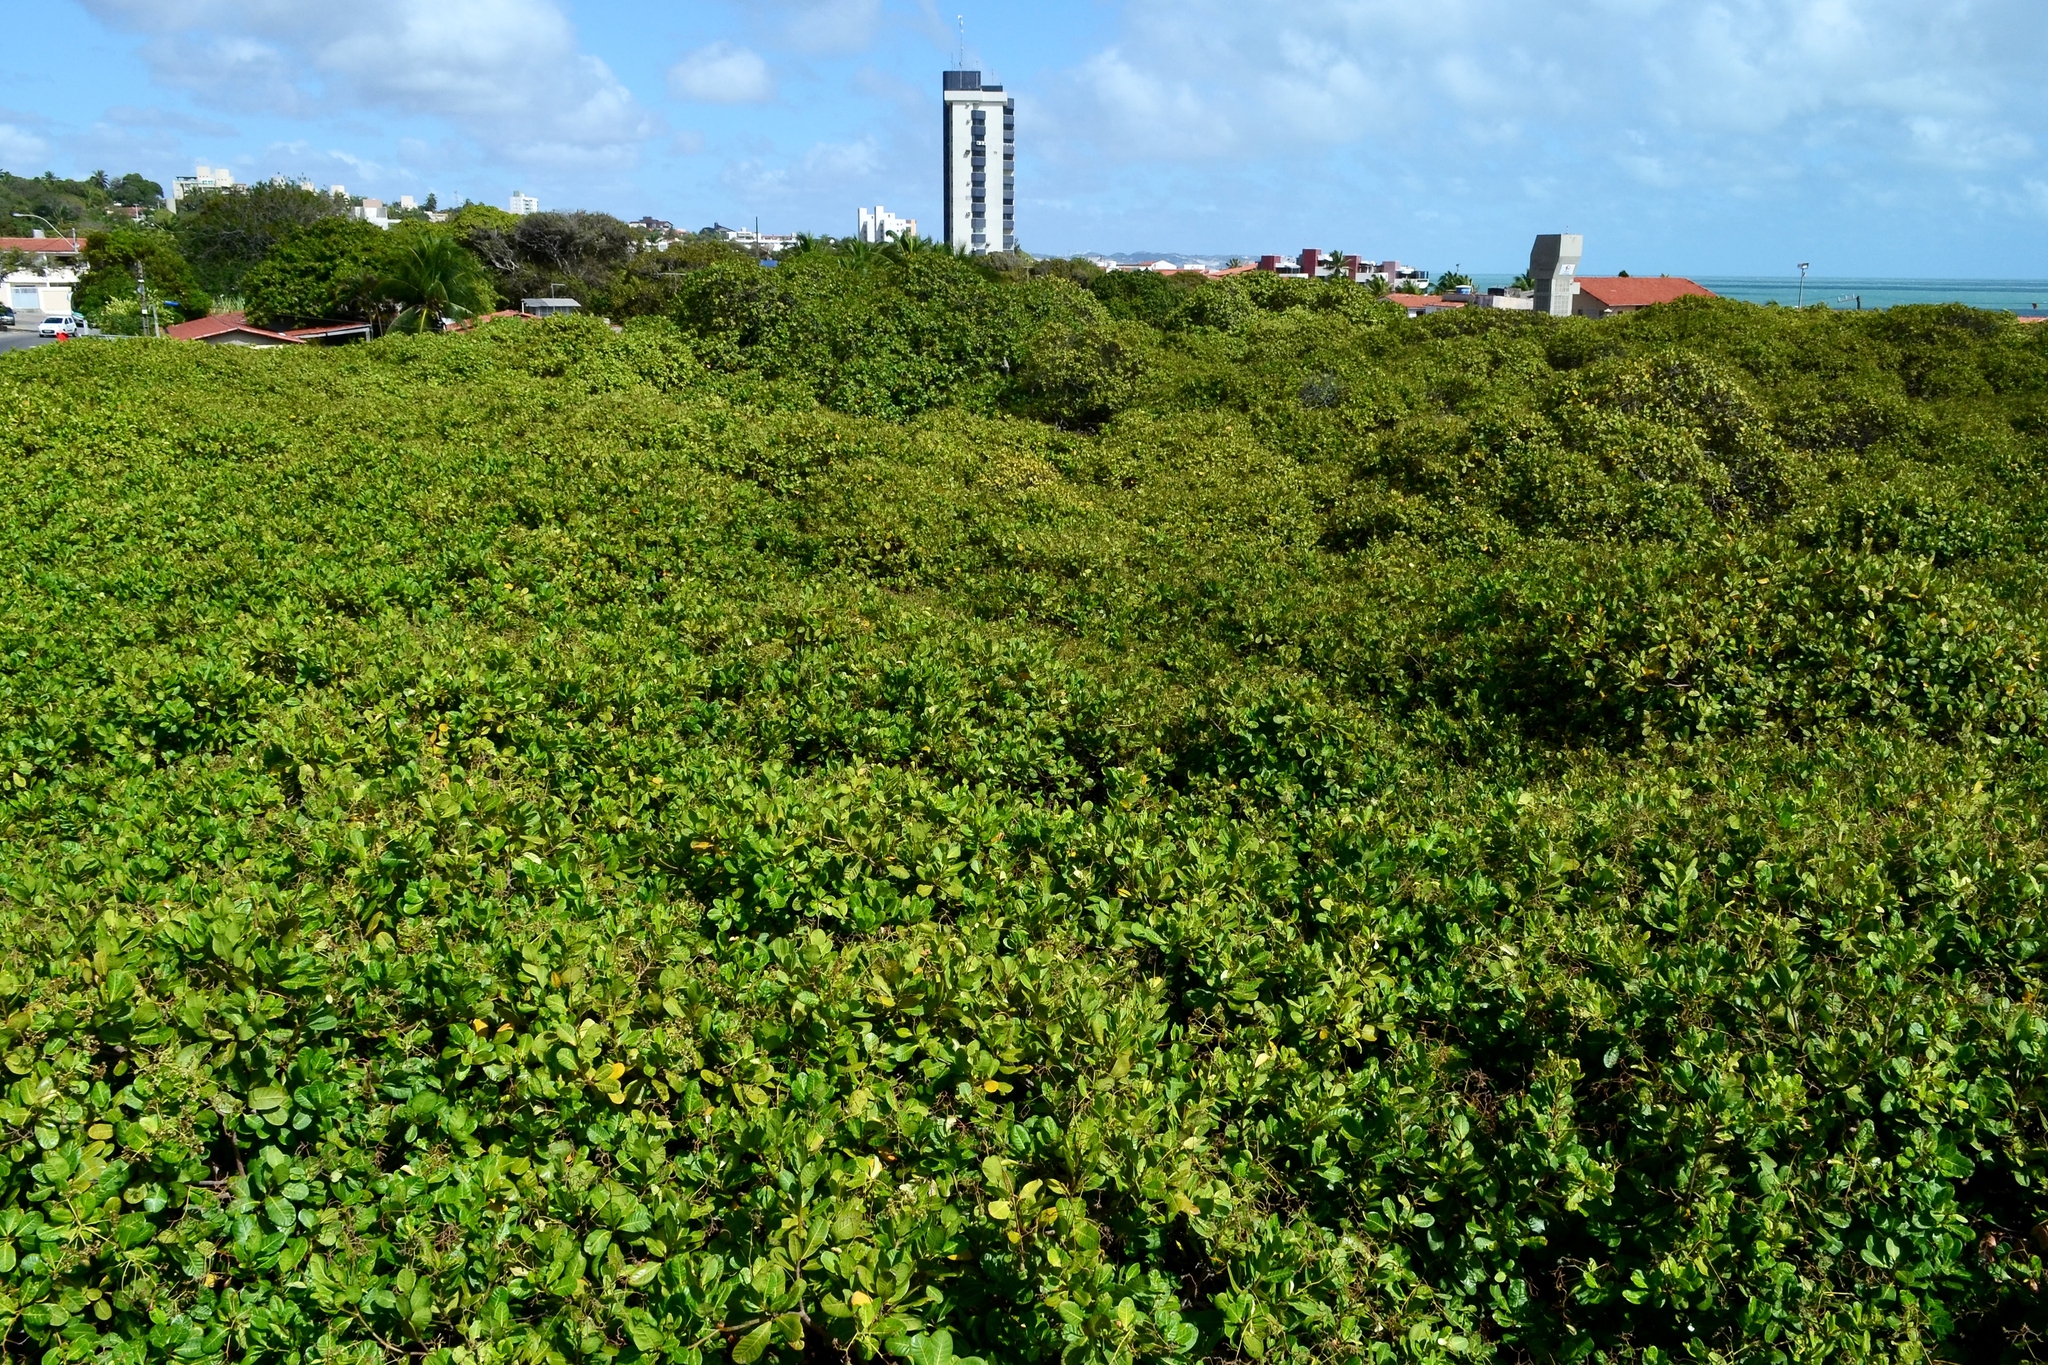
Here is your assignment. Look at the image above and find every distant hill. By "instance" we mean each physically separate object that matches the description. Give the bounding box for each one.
[0,169,165,231]
[1086,250,1243,269]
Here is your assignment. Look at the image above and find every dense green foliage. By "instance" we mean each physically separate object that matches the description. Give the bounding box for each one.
[4,261,2048,1365]
[380,233,498,333]
[240,219,391,329]
[169,184,352,296]
[0,170,162,230]
[74,229,211,330]
[458,209,746,320]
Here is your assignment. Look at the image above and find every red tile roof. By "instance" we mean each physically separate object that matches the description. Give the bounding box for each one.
[1575,276,1715,308]
[163,311,302,344]
[0,237,82,254]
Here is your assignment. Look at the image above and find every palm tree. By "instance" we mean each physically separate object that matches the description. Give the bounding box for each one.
[837,238,885,275]
[888,232,957,261]
[379,233,495,333]
[1362,273,1392,299]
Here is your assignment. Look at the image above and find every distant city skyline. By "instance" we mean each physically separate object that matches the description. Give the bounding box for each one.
[6,0,2046,274]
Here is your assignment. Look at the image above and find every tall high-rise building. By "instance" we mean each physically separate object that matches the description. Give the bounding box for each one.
[941,70,1013,254]
[1529,234,1583,316]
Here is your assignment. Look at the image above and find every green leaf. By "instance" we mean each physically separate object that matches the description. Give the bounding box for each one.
[731,1321,776,1364]
[247,1086,289,1113]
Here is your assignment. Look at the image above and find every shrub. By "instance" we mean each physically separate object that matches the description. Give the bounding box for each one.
[1,290,2047,1365]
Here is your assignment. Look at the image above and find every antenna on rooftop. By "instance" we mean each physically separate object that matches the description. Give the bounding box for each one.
[957,15,966,68]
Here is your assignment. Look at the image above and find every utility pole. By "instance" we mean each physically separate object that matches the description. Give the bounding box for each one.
[133,260,156,338]
[1796,262,1810,309]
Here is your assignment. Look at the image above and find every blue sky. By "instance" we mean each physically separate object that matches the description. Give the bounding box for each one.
[4,0,2045,274]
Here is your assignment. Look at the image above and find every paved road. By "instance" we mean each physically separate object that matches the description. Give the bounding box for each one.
[0,328,56,354]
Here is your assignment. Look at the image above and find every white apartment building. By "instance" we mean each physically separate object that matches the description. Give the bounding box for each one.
[510,191,540,215]
[856,204,918,243]
[941,70,1013,254]
[170,164,235,209]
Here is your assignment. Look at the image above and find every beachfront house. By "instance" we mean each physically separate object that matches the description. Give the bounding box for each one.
[1573,276,1715,318]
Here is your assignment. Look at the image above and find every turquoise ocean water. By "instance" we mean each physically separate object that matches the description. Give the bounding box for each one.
[1468,274,2048,315]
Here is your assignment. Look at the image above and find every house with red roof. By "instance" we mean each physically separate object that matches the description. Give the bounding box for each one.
[2,235,84,316]
[164,312,303,347]
[1572,276,1714,318]
[163,312,378,346]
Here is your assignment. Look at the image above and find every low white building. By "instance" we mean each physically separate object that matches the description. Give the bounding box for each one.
[856,205,918,243]
[713,226,799,254]
[2,233,82,315]
[521,297,582,318]
[510,191,540,215]
[170,164,234,209]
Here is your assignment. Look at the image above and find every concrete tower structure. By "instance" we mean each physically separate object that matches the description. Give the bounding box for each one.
[942,70,1014,254]
[1529,234,1583,317]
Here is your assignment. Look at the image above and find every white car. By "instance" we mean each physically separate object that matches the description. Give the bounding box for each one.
[37,314,91,338]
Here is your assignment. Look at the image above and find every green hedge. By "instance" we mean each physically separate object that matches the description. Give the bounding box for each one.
[1,289,2047,1364]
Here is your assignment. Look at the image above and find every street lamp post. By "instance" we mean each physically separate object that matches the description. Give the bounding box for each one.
[1796,262,1811,309]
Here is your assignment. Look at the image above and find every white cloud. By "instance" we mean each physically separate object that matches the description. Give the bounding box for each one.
[0,123,51,167]
[1046,0,2047,191]
[779,0,883,55]
[721,136,880,199]
[670,42,776,105]
[1904,117,2034,171]
[102,105,238,137]
[75,0,656,166]
[800,137,880,178]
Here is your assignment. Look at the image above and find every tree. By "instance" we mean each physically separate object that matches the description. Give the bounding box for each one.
[887,233,955,260]
[377,230,496,332]
[1028,257,1105,286]
[460,209,635,312]
[1512,271,1537,291]
[109,173,164,208]
[0,169,163,228]
[74,227,209,328]
[169,182,350,295]
[241,217,387,328]
[1434,271,1474,295]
